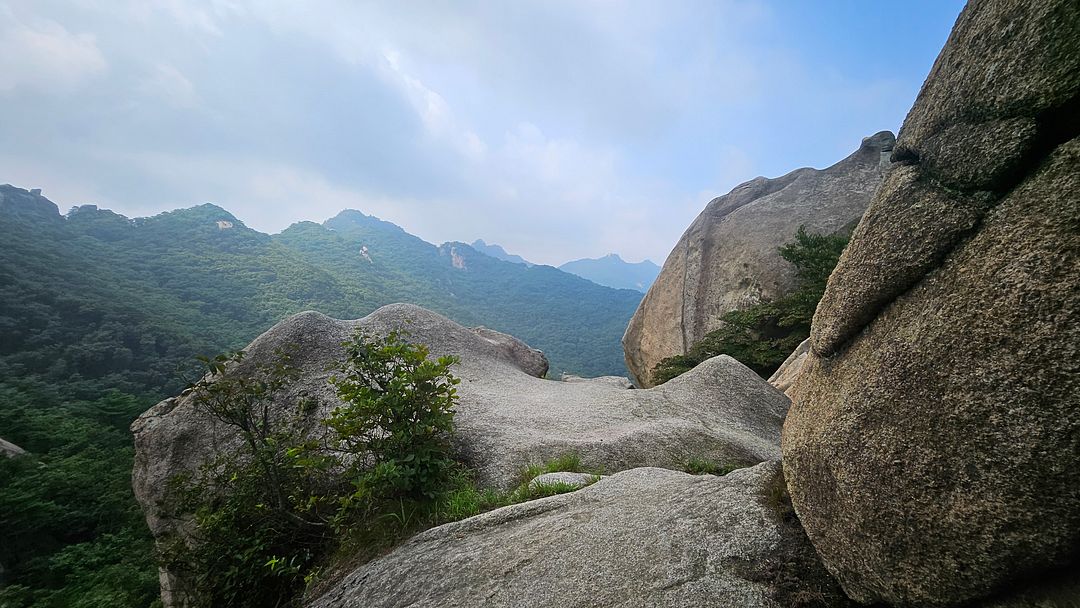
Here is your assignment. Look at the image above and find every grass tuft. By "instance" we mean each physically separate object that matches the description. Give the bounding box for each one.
[683,457,742,477]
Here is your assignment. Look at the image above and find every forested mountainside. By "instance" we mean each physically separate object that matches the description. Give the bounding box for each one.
[0,184,640,607]
[1,185,639,383]
[469,239,533,266]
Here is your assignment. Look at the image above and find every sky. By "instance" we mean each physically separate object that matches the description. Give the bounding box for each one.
[0,0,965,266]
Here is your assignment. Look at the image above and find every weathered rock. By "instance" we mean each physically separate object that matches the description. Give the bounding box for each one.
[0,437,27,458]
[308,462,854,608]
[527,471,598,492]
[783,1,1080,605]
[766,339,809,400]
[134,303,790,604]
[469,325,549,378]
[561,373,636,389]
[622,132,893,386]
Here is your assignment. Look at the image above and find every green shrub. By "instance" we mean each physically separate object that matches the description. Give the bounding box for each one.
[163,349,339,608]
[651,226,849,384]
[327,330,461,502]
[167,331,464,608]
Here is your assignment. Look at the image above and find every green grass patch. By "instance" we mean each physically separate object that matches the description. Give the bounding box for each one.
[683,458,743,476]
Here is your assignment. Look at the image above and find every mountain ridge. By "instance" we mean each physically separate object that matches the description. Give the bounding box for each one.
[558,254,660,292]
[470,239,534,266]
[0,184,640,379]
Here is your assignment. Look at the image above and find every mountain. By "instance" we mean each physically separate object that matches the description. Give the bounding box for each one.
[0,186,640,382]
[470,239,533,266]
[558,254,660,292]
[0,183,642,605]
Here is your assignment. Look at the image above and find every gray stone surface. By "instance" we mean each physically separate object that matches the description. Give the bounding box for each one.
[766,338,809,399]
[622,132,893,386]
[784,1,1080,605]
[561,374,635,389]
[307,462,852,608]
[0,437,27,458]
[133,303,790,604]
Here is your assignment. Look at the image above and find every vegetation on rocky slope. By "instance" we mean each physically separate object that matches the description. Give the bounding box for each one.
[0,186,638,607]
[167,334,605,607]
[651,227,849,384]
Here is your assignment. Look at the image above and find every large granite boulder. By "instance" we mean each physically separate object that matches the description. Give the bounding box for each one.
[782,0,1080,605]
[622,132,893,387]
[133,303,790,604]
[767,338,809,400]
[307,462,854,608]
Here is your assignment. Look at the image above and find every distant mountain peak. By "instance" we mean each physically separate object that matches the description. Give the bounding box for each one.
[558,254,660,293]
[0,184,62,222]
[324,209,406,234]
[470,239,533,266]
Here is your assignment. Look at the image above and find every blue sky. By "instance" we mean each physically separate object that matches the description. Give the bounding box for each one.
[0,0,965,265]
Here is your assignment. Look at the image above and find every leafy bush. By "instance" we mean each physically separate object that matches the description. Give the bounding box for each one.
[166,331,466,608]
[168,337,628,607]
[327,330,460,502]
[651,226,849,384]
[163,349,339,608]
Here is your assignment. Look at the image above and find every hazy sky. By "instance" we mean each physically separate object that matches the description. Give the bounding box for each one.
[1,0,964,266]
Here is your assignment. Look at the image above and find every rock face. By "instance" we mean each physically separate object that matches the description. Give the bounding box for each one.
[133,303,790,604]
[308,462,853,608]
[0,437,27,458]
[766,338,809,399]
[783,1,1080,606]
[622,132,894,387]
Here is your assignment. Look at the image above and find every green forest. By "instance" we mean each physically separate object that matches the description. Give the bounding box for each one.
[0,185,641,607]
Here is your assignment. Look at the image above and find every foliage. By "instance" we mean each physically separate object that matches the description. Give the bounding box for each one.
[327,330,460,502]
[162,349,339,608]
[0,382,160,608]
[167,332,466,607]
[651,226,849,384]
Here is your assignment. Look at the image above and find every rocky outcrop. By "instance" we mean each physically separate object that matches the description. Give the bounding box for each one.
[622,132,894,386]
[0,437,27,458]
[133,303,790,603]
[782,1,1080,606]
[766,338,809,399]
[308,462,854,608]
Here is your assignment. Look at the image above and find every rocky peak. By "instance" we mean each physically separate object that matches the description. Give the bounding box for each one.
[0,184,62,223]
[622,131,894,387]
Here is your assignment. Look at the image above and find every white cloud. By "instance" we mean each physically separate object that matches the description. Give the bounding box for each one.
[378,48,488,162]
[137,63,199,108]
[0,6,106,94]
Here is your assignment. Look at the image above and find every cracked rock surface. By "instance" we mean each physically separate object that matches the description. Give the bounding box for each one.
[622,131,893,386]
[783,0,1080,605]
[308,462,851,608]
